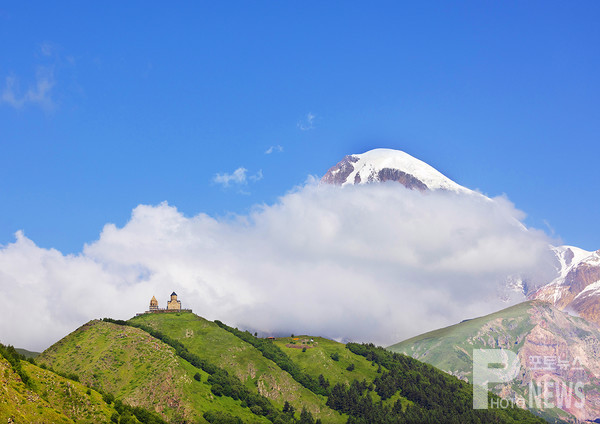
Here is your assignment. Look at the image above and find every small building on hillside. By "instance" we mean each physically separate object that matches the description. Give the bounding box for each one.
[149,295,159,311]
[167,292,181,311]
[138,292,191,315]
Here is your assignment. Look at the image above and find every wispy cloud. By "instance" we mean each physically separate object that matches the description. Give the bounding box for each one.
[1,41,65,111]
[543,219,556,236]
[249,169,263,182]
[40,41,56,57]
[213,167,263,187]
[265,145,283,154]
[297,112,316,131]
[213,167,248,187]
[1,67,56,110]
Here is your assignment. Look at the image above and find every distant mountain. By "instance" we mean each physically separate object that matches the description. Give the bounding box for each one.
[14,347,39,359]
[529,246,600,326]
[321,149,600,421]
[321,148,470,193]
[389,301,600,423]
[31,311,545,424]
[322,149,600,325]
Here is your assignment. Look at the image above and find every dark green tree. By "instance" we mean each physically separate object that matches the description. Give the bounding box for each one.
[298,407,315,424]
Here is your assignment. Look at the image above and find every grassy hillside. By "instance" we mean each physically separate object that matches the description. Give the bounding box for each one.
[37,320,269,424]
[389,301,537,379]
[129,311,343,423]
[269,336,412,411]
[271,336,380,387]
[0,350,128,423]
[33,310,554,424]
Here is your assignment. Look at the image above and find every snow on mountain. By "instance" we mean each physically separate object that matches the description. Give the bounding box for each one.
[529,246,600,325]
[550,245,597,288]
[321,148,470,193]
[322,148,600,325]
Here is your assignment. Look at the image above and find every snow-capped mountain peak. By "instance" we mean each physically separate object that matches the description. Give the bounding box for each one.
[321,148,470,193]
[530,246,600,323]
[551,245,596,280]
[322,148,600,328]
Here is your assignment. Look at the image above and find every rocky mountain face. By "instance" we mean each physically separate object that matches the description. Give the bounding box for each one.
[389,301,600,422]
[529,246,600,327]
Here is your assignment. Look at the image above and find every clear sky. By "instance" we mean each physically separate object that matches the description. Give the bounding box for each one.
[1,1,599,253]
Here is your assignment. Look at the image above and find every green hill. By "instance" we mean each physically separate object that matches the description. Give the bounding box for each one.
[0,344,139,424]
[389,301,537,378]
[129,311,343,423]
[37,319,270,424]
[270,335,411,411]
[31,310,550,424]
[271,335,382,387]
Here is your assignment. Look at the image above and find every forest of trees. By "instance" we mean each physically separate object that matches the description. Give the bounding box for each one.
[335,343,547,424]
[0,342,31,386]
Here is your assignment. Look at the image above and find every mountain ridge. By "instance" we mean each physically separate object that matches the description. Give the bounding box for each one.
[30,310,548,423]
[389,300,600,422]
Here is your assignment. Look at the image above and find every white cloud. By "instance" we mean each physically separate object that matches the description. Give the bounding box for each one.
[213,167,248,187]
[265,145,284,154]
[213,167,263,187]
[297,112,315,131]
[0,183,556,351]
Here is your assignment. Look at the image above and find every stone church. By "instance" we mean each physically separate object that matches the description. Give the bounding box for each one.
[167,292,181,310]
[142,292,189,314]
[149,295,159,311]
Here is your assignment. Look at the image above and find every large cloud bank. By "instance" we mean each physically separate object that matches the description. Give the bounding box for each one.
[0,181,555,351]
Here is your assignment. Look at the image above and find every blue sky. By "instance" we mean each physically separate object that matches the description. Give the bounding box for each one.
[1,1,599,253]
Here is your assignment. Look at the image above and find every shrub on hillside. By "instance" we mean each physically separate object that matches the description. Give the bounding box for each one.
[203,410,243,424]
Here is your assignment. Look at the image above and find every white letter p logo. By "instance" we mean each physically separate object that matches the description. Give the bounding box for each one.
[473,349,520,409]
